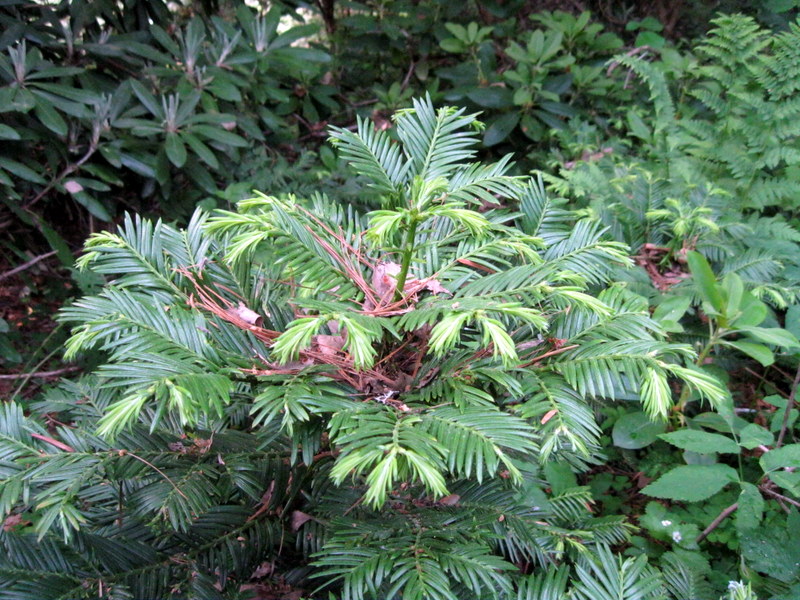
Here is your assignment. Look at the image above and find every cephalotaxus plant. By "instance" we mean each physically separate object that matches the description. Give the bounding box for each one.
[52,96,727,599]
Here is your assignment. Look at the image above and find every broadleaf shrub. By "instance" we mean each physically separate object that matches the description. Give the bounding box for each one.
[0,0,331,264]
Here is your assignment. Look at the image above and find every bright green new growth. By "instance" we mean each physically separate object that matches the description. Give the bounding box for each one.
[49,96,730,599]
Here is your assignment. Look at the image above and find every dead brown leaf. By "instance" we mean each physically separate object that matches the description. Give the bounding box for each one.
[420,277,450,295]
[291,510,313,531]
[633,244,689,291]
[314,334,345,357]
[3,514,30,531]
[226,302,264,326]
[372,261,402,302]
[251,561,275,579]
[193,438,212,454]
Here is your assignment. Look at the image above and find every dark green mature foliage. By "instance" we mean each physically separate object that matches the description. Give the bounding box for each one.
[435,10,627,149]
[0,0,331,266]
[0,98,728,599]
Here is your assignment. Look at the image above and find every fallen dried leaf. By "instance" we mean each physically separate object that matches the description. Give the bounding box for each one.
[372,261,402,301]
[422,278,450,295]
[193,438,212,454]
[438,494,460,506]
[227,302,264,326]
[456,257,496,273]
[291,510,313,531]
[3,514,29,531]
[251,561,275,579]
[314,334,345,356]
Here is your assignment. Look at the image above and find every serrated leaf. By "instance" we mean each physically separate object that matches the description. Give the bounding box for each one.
[543,461,577,495]
[640,502,699,548]
[635,31,665,48]
[626,109,651,140]
[659,429,740,454]
[739,423,773,450]
[642,464,738,502]
[612,411,665,449]
[760,444,800,472]
[683,450,717,465]
[740,523,800,583]
[770,470,800,495]
[735,482,764,533]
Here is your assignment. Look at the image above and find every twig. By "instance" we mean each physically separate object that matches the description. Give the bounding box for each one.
[761,486,800,509]
[773,365,800,383]
[0,366,81,380]
[773,495,791,514]
[776,363,800,448]
[408,341,428,384]
[343,496,363,516]
[121,451,188,500]
[31,432,76,453]
[400,59,416,91]
[0,250,58,282]
[247,480,275,522]
[24,140,98,210]
[348,98,378,108]
[744,367,789,399]
[518,345,579,368]
[10,324,65,402]
[696,502,738,543]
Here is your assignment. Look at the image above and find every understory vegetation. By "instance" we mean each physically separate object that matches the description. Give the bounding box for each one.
[1,1,800,599]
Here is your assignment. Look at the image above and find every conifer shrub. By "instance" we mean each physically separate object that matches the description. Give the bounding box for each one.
[0,97,729,599]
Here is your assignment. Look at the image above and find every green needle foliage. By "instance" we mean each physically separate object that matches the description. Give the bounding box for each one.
[1,97,729,599]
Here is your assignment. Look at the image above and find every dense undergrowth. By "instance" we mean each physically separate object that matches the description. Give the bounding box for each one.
[1,1,800,599]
